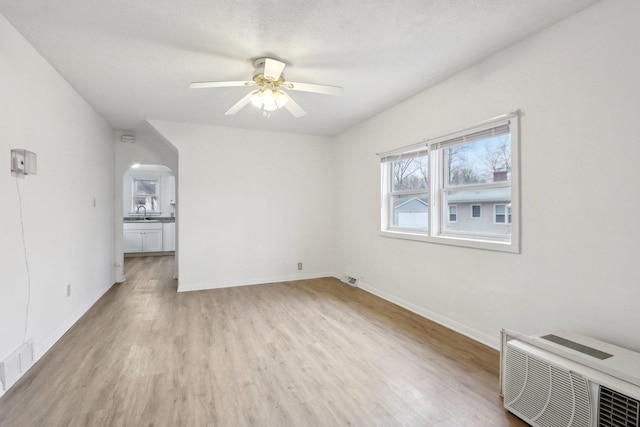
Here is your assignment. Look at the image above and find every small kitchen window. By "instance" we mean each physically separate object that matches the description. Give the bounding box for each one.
[132,178,160,213]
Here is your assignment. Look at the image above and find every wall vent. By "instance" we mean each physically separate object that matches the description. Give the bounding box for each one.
[0,341,34,391]
[340,272,359,287]
[599,386,640,427]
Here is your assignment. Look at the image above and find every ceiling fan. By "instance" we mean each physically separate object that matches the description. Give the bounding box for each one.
[189,57,343,118]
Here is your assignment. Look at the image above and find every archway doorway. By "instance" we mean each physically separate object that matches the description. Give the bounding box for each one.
[116,163,177,282]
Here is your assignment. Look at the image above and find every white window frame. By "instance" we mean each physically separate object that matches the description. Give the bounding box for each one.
[471,204,482,219]
[379,112,520,253]
[448,204,457,223]
[381,148,429,233]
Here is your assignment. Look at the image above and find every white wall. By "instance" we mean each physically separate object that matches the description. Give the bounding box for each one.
[333,0,640,351]
[0,13,114,395]
[149,121,334,291]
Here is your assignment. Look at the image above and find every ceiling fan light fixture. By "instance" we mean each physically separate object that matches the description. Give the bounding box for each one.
[262,89,278,111]
[250,88,287,112]
[194,57,342,118]
[274,90,288,108]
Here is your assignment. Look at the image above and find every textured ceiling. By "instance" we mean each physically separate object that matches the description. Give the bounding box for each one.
[0,0,600,136]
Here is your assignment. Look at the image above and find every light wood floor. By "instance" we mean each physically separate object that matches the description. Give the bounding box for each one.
[0,256,526,426]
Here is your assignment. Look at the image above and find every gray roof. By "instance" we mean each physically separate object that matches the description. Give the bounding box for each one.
[395,197,428,212]
[447,187,511,203]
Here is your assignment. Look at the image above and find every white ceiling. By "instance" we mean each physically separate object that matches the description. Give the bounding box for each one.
[0,0,600,136]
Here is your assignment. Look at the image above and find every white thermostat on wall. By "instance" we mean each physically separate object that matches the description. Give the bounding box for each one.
[11,149,37,176]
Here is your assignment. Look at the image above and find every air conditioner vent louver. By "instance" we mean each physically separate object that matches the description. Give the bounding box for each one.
[503,343,591,427]
[599,386,640,427]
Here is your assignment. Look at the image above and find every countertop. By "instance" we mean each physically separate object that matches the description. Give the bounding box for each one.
[123,216,175,223]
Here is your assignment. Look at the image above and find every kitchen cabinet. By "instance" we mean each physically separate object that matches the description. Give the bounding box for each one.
[162,222,175,251]
[123,222,163,253]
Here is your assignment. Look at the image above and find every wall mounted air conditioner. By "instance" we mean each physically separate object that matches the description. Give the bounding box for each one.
[500,330,640,427]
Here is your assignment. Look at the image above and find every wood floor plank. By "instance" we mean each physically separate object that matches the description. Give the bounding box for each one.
[0,256,526,426]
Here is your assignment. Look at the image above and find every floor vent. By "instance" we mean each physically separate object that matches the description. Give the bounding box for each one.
[340,273,359,287]
[0,341,34,391]
[599,386,640,427]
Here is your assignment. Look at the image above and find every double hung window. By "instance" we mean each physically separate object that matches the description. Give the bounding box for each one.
[380,113,519,252]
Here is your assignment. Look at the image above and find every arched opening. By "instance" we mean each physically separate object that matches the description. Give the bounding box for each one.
[116,163,177,282]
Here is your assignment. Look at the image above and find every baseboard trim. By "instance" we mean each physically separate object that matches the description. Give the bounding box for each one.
[177,272,336,293]
[35,284,112,359]
[0,280,114,399]
[124,251,174,258]
[353,278,499,350]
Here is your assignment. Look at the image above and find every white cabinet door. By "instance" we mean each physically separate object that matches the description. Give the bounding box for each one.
[143,230,163,252]
[124,230,143,253]
[162,222,175,251]
[124,222,163,253]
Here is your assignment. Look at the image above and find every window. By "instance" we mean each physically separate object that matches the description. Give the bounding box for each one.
[385,150,429,231]
[448,205,457,222]
[380,112,520,253]
[495,204,512,224]
[133,178,160,213]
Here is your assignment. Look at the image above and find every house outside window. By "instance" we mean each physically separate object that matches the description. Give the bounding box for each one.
[380,112,520,253]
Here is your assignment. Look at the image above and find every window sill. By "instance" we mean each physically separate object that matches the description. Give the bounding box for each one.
[379,229,519,253]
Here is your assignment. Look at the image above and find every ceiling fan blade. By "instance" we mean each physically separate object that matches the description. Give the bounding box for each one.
[263,58,286,81]
[283,94,306,118]
[190,81,254,89]
[284,82,343,96]
[225,92,255,115]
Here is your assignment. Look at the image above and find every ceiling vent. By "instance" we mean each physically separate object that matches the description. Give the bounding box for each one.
[120,134,136,143]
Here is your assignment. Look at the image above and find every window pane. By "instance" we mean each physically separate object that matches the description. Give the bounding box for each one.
[391,194,428,229]
[392,156,428,191]
[495,204,506,223]
[442,188,511,237]
[449,205,457,222]
[472,205,481,218]
[135,179,158,196]
[446,134,511,186]
[134,196,158,211]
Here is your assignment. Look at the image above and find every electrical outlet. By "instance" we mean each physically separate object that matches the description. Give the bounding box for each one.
[297,262,303,270]
[66,284,71,297]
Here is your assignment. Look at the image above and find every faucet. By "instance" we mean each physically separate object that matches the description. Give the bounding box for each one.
[135,205,147,219]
